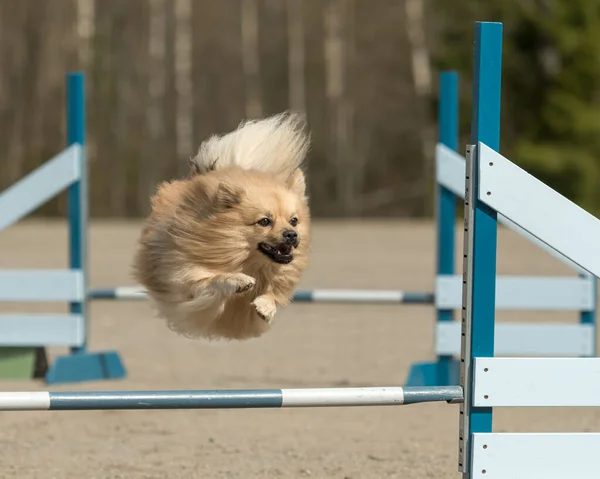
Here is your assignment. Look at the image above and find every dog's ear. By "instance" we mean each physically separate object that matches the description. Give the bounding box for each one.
[287,168,306,197]
[214,182,242,209]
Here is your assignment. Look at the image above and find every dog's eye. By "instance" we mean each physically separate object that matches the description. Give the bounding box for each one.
[257,217,272,227]
[289,217,298,227]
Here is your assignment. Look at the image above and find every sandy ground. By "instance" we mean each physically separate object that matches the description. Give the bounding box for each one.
[0,219,599,479]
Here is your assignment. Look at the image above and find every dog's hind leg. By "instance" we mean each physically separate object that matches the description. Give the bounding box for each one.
[252,294,277,323]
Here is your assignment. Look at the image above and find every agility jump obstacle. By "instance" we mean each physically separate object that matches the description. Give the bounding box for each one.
[455,21,600,477]
[0,76,594,390]
[405,69,597,387]
[3,22,600,478]
[0,73,126,385]
[0,36,594,400]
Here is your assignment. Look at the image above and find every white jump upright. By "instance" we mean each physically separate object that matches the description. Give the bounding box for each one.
[459,21,600,478]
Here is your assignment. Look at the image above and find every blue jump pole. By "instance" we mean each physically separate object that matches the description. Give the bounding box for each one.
[458,22,503,477]
[44,72,126,385]
[66,72,88,356]
[404,71,461,387]
[436,71,459,386]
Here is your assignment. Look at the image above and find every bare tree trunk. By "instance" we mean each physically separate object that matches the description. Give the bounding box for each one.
[110,1,129,215]
[5,4,31,185]
[77,0,96,159]
[30,4,51,175]
[241,0,262,118]
[300,0,329,214]
[287,0,305,114]
[77,0,95,68]
[324,0,353,215]
[174,0,193,176]
[343,0,358,213]
[404,0,435,215]
[141,0,167,213]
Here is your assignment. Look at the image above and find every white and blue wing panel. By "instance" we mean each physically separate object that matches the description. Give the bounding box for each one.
[436,142,589,274]
[0,144,82,231]
[0,314,85,347]
[0,270,84,302]
[478,142,600,278]
[436,322,594,358]
[471,433,600,479]
[472,357,600,407]
[435,275,595,311]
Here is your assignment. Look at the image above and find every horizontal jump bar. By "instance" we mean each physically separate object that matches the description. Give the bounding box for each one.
[0,386,463,411]
[88,287,435,305]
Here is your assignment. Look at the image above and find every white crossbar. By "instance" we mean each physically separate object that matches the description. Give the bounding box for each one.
[0,144,81,231]
[472,357,600,407]
[436,322,594,357]
[0,270,84,302]
[0,314,85,347]
[436,143,466,197]
[435,274,594,310]
[436,143,588,274]
[312,289,404,302]
[471,433,600,479]
[478,142,600,277]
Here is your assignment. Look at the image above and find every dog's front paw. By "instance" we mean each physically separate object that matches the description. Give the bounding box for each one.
[229,273,256,294]
[214,273,256,296]
[252,295,277,323]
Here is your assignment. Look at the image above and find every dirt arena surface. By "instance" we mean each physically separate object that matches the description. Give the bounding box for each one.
[0,219,599,479]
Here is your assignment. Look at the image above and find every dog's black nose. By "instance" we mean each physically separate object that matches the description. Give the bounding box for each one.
[282,230,298,244]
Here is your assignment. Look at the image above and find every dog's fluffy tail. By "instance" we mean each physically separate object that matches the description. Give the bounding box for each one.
[189,112,309,180]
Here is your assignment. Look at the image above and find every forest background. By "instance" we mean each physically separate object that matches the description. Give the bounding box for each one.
[1,0,597,218]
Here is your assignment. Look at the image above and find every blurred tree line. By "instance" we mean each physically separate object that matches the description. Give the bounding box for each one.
[1,0,599,218]
[433,0,600,216]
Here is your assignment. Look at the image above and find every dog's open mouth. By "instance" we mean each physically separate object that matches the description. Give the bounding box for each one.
[258,242,294,264]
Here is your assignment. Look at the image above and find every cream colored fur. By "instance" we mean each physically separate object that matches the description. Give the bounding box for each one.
[132,112,311,341]
[189,112,310,186]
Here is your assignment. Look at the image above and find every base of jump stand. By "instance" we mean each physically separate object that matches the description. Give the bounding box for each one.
[45,350,127,385]
[404,359,460,387]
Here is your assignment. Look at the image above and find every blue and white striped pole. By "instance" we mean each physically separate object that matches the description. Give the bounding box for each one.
[458,22,503,476]
[0,386,462,411]
[89,287,435,305]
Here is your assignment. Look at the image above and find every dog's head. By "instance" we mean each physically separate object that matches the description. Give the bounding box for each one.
[166,167,310,270]
[241,168,309,266]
